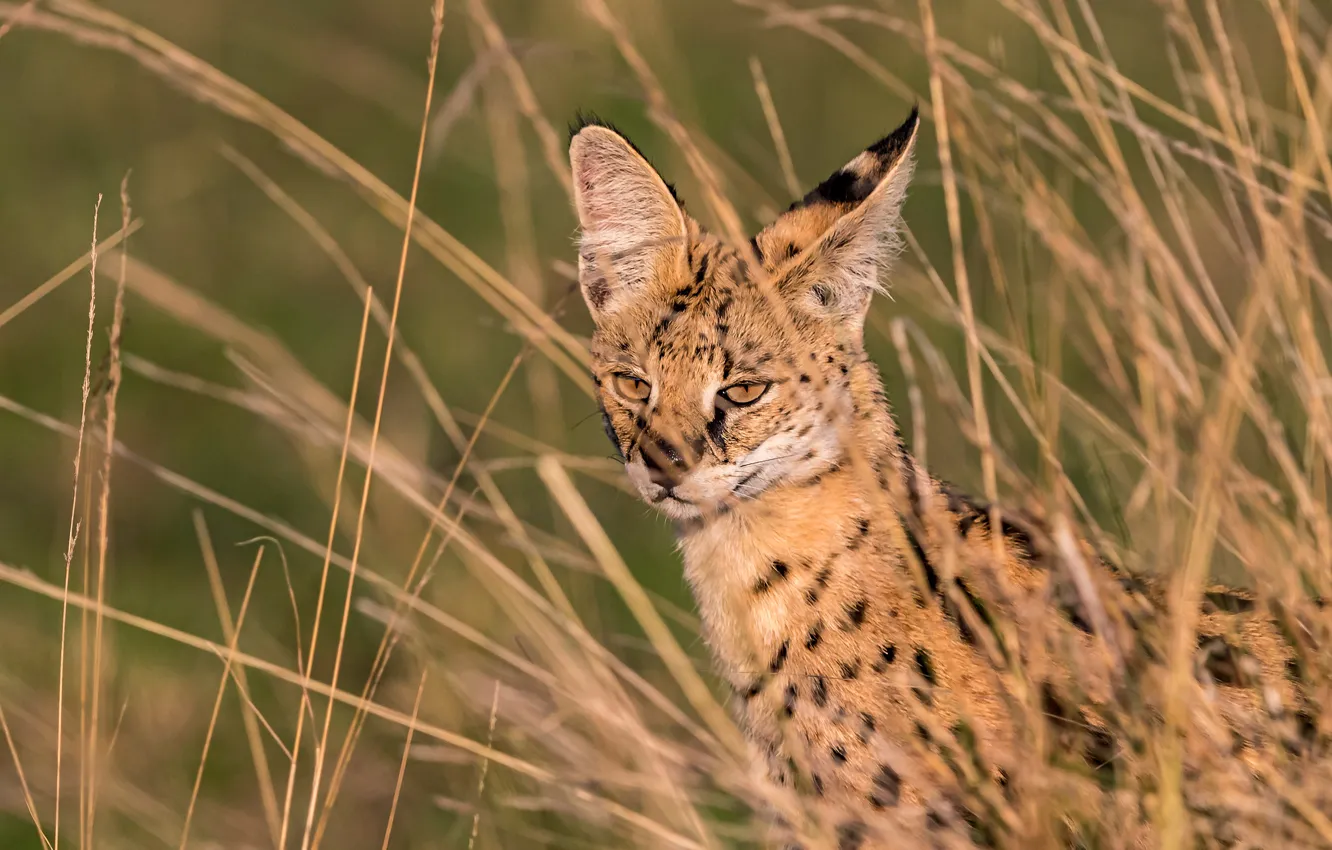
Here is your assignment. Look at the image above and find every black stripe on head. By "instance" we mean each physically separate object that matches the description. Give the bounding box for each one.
[746,235,763,265]
[694,248,711,284]
[598,399,625,460]
[706,405,727,451]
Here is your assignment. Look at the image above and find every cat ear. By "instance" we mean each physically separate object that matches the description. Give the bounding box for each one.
[569,120,687,318]
[754,107,919,322]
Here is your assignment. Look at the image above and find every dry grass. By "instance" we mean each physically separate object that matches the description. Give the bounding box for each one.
[0,0,1330,847]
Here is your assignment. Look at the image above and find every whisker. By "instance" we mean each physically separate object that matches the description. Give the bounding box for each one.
[739,452,797,469]
[567,409,602,431]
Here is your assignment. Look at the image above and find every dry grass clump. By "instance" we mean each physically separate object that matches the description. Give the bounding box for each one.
[0,0,1330,847]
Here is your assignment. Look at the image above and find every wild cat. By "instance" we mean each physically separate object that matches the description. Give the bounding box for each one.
[566,108,1324,848]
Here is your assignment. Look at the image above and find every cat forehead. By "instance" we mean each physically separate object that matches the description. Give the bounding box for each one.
[593,243,794,370]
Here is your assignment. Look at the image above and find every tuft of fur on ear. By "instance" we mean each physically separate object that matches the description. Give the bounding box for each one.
[754,107,919,320]
[569,122,687,317]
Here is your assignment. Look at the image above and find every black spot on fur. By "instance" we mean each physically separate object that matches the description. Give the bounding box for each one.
[812,675,828,707]
[913,648,936,705]
[783,683,798,717]
[844,598,868,630]
[830,743,847,763]
[914,648,936,684]
[870,764,901,809]
[873,644,897,673]
[839,659,860,680]
[847,517,871,550]
[805,621,824,651]
[741,680,763,700]
[754,560,791,594]
[770,640,790,673]
[836,821,867,850]
[1198,636,1245,686]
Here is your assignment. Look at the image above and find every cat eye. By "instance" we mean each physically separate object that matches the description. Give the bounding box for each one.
[718,382,770,406]
[612,373,652,402]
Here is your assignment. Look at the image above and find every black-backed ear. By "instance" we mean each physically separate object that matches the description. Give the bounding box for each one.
[569,120,687,318]
[754,107,919,324]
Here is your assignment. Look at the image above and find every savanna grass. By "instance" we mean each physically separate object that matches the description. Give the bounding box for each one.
[0,0,1329,847]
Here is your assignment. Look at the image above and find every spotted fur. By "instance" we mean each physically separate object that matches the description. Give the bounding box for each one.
[569,109,1327,848]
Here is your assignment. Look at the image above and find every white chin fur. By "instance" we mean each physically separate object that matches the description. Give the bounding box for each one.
[626,461,706,520]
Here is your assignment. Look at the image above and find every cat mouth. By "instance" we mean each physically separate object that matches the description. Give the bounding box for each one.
[649,487,693,506]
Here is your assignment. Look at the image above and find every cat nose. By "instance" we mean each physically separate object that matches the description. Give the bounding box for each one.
[641,435,684,488]
[647,466,678,491]
[640,432,707,488]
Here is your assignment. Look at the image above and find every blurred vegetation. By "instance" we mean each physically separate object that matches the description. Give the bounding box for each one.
[0,0,1329,847]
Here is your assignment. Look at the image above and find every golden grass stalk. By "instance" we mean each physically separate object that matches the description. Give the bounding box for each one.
[467,681,501,850]
[86,174,131,846]
[301,4,445,848]
[278,288,375,850]
[379,667,428,850]
[179,545,266,849]
[51,195,106,850]
[196,514,283,849]
[536,457,745,758]
[2,0,1332,844]
[0,219,140,332]
[0,699,53,850]
[747,55,801,201]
